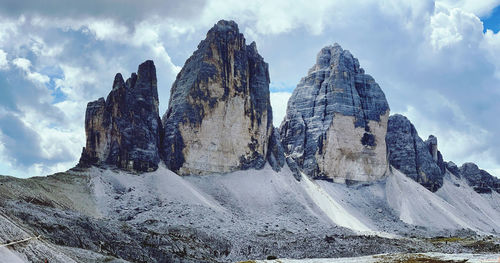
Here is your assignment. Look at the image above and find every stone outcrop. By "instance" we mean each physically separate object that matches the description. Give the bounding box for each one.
[447,162,500,194]
[279,44,390,183]
[386,114,444,192]
[162,20,281,175]
[386,114,500,194]
[78,60,162,172]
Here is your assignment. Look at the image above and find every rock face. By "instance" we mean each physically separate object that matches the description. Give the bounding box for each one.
[280,44,390,183]
[162,20,280,175]
[453,163,500,194]
[386,114,445,192]
[78,60,162,172]
[386,114,499,194]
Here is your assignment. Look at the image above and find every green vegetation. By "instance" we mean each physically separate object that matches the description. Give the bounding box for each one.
[428,236,467,243]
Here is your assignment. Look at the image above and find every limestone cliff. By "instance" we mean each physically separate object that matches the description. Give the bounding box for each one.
[386,114,445,192]
[280,44,390,183]
[162,20,280,175]
[78,60,162,172]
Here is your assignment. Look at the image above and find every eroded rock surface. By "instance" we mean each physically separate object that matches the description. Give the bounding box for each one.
[456,163,500,194]
[280,44,390,182]
[162,20,279,175]
[78,60,162,172]
[386,114,444,192]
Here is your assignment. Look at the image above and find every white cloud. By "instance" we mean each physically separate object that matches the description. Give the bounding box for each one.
[13,57,50,83]
[482,29,500,78]
[86,19,129,40]
[12,57,31,70]
[436,0,500,16]
[0,17,20,46]
[270,92,292,127]
[0,49,8,70]
[429,4,483,50]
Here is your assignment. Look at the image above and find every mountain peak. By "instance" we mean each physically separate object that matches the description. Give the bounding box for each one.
[112,73,124,90]
[162,20,281,175]
[310,43,364,75]
[280,43,390,182]
[213,19,239,32]
[78,60,162,172]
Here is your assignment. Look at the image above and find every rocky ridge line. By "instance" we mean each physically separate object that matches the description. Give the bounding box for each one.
[386,114,500,193]
[79,20,283,175]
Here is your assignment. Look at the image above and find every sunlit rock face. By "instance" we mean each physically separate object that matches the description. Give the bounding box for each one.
[78,60,162,172]
[280,44,390,183]
[162,20,280,175]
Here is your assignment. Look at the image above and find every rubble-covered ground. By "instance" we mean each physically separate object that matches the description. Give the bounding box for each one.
[0,164,499,262]
[256,252,500,263]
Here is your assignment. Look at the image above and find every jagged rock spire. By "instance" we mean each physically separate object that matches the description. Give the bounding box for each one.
[161,20,282,175]
[78,60,162,172]
[386,114,444,192]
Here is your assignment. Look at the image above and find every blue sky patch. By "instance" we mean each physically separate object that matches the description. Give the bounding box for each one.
[481,5,500,33]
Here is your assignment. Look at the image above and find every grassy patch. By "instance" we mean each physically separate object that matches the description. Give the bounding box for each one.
[428,236,466,243]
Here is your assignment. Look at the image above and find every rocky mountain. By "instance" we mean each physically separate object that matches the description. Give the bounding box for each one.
[386,114,446,192]
[162,20,281,175]
[448,162,500,194]
[386,114,500,194]
[1,20,500,263]
[280,44,390,183]
[78,61,162,172]
[78,21,284,176]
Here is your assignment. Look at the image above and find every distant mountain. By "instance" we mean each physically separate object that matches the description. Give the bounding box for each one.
[0,20,499,263]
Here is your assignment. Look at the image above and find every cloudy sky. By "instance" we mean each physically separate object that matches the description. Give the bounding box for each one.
[0,0,499,178]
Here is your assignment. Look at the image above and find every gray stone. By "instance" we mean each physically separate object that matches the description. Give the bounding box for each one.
[280,44,390,182]
[425,135,446,174]
[266,128,286,172]
[386,114,444,192]
[78,60,162,172]
[458,163,500,194]
[445,161,460,177]
[161,20,281,175]
[387,116,499,194]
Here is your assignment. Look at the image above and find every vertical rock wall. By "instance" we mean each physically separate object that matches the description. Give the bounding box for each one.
[386,114,444,192]
[162,20,279,175]
[78,61,162,172]
[280,44,390,182]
